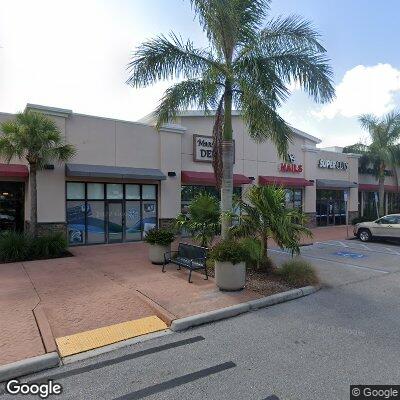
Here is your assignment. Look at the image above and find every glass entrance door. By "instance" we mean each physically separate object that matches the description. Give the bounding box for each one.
[316,190,346,226]
[107,202,123,242]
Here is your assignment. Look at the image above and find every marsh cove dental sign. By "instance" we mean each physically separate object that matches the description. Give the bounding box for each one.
[193,134,235,163]
[318,158,348,170]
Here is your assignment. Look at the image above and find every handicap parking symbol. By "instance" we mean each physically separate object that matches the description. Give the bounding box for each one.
[333,251,367,259]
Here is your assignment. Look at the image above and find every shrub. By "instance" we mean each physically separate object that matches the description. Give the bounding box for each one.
[210,239,248,265]
[30,233,68,259]
[144,228,175,246]
[0,231,30,262]
[351,215,372,225]
[275,259,319,287]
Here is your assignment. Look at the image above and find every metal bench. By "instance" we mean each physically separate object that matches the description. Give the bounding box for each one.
[162,243,208,283]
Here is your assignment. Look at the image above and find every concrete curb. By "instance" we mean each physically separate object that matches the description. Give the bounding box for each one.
[170,303,250,332]
[171,285,319,331]
[0,352,60,382]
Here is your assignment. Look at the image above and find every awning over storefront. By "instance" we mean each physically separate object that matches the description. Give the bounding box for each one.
[359,183,399,192]
[316,179,358,189]
[66,163,166,180]
[181,171,252,186]
[0,163,29,178]
[259,176,313,188]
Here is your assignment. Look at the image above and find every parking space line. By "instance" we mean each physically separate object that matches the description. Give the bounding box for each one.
[269,249,389,274]
[384,247,400,256]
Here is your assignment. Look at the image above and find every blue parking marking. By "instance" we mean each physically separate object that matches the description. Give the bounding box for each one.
[333,251,367,259]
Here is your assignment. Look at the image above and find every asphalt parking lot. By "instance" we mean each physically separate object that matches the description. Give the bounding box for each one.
[2,238,400,400]
[270,238,400,287]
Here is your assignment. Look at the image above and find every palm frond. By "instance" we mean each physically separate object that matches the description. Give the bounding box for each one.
[154,78,221,129]
[126,33,221,88]
[236,80,292,157]
[190,0,270,60]
[261,15,327,53]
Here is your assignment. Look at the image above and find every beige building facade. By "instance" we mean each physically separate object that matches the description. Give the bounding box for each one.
[0,104,398,245]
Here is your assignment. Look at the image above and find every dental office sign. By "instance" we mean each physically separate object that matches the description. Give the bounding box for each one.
[318,158,348,170]
[193,134,235,163]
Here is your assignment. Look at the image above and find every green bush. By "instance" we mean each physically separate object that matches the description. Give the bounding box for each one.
[144,228,175,246]
[30,233,68,259]
[0,231,30,262]
[351,215,372,225]
[0,231,68,262]
[275,259,319,287]
[210,239,248,265]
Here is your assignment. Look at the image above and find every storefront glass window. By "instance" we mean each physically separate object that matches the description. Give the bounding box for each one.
[125,201,141,241]
[180,185,242,214]
[87,183,104,199]
[387,192,400,214]
[107,184,123,199]
[86,201,105,243]
[142,200,157,235]
[142,185,156,199]
[66,201,86,245]
[66,182,158,245]
[284,188,303,209]
[126,184,140,200]
[67,182,85,199]
[316,190,346,226]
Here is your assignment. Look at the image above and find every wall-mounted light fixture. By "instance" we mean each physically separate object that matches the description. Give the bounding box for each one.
[168,171,176,177]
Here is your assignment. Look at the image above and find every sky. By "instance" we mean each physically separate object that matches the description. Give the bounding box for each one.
[0,0,399,147]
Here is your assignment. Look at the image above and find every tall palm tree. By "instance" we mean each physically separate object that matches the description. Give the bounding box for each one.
[344,111,400,216]
[127,0,335,238]
[231,185,311,272]
[0,110,76,236]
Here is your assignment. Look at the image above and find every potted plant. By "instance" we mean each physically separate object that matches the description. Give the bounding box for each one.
[144,228,175,265]
[210,239,248,291]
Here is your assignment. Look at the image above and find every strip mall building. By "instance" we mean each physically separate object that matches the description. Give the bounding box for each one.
[0,104,399,246]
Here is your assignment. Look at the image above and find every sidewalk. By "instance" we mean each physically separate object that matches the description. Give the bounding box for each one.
[0,225,349,367]
[0,242,259,367]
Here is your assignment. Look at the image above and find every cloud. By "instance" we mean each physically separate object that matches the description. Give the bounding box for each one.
[313,63,400,119]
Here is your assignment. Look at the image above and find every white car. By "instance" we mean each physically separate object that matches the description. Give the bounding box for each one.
[354,214,400,242]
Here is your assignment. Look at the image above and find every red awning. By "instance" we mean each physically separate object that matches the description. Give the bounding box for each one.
[259,175,313,188]
[181,171,252,186]
[0,163,29,178]
[359,184,399,192]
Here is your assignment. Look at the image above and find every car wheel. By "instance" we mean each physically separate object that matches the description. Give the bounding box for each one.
[358,229,372,242]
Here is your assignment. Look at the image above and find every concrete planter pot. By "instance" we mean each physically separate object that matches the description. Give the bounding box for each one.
[215,261,246,291]
[148,243,171,265]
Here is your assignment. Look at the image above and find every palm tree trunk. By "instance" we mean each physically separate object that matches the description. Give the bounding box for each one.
[221,83,233,239]
[378,162,386,217]
[29,163,38,237]
[378,175,385,217]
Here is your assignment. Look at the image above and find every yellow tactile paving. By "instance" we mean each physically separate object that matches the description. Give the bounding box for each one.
[55,315,167,357]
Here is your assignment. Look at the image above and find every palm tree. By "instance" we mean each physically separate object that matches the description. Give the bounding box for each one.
[344,111,400,216]
[0,110,76,236]
[231,185,311,272]
[127,0,335,238]
[175,192,220,247]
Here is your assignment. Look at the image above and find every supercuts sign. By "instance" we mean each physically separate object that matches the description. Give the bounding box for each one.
[279,153,303,173]
[193,134,235,163]
[318,158,348,170]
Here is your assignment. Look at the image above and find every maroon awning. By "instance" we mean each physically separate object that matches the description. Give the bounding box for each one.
[181,171,252,186]
[259,175,313,188]
[359,183,399,192]
[0,163,29,178]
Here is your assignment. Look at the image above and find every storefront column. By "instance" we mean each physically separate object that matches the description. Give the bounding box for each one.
[159,125,185,228]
